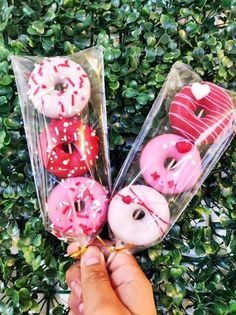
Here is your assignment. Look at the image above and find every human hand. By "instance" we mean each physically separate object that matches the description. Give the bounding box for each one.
[66,245,157,315]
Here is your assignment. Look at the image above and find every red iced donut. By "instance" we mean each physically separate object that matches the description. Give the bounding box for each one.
[169,82,234,145]
[39,117,99,178]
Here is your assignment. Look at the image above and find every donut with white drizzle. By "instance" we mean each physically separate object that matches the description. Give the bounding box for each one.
[108,185,170,246]
[47,177,109,240]
[169,82,234,145]
[38,117,99,178]
[140,134,201,195]
[28,57,90,118]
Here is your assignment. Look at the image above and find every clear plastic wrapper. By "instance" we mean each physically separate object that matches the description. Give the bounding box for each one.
[11,46,111,246]
[108,61,236,252]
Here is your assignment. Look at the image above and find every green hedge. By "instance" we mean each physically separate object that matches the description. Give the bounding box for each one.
[0,0,236,314]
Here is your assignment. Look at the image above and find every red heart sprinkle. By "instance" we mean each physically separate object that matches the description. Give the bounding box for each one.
[176,141,192,153]
[122,195,132,204]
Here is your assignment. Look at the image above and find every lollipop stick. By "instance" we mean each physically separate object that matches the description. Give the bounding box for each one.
[197,109,204,118]
[167,158,176,170]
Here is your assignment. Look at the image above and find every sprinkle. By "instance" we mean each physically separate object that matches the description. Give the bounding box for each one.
[62,205,70,214]
[55,127,59,135]
[50,167,53,170]
[62,201,70,205]
[162,144,168,149]
[42,84,47,89]
[54,66,58,73]
[82,74,88,78]
[81,96,85,101]
[64,122,69,127]
[58,60,69,68]
[59,202,63,207]
[72,94,75,106]
[91,132,96,136]
[31,74,38,85]
[52,137,57,143]
[85,141,89,146]
[67,77,75,87]
[38,67,43,76]
[63,160,69,165]
[33,86,40,95]
[171,141,176,146]
[74,133,78,141]
[59,101,65,112]
[79,77,84,88]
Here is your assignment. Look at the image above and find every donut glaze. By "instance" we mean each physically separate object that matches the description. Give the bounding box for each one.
[140,134,201,194]
[108,185,170,246]
[169,82,234,145]
[47,177,109,239]
[38,117,99,178]
[28,57,91,118]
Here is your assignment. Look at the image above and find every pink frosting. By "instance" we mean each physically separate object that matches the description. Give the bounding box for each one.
[140,134,202,194]
[47,177,109,239]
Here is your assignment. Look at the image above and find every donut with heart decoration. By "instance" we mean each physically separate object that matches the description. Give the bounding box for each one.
[140,134,202,194]
[169,82,234,145]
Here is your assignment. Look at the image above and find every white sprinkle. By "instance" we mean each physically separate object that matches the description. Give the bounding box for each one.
[171,141,176,146]
[162,144,168,149]
[83,125,86,130]
[63,201,70,205]
[87,149,91,155]
[59,202,63,207]
[64,122,69,127]
[50,167,53,170]
[89,160,93,165]
[91,132,96,137]
[74,133,78,141]
[63,160,69,165]
[56,218,60,222]
[75,167,78,170]
[54,127,59,136]
[52,137,57,143]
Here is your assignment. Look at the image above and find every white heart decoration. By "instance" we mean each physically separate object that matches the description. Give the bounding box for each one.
[191,82,211,100]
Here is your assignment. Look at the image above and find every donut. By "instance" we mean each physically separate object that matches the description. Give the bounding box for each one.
[169,81,234,145]
[47,177,109,239]
[28,57,91,118]
[108,185,170,246]
[38,117,99,178]
[140,134,201,194]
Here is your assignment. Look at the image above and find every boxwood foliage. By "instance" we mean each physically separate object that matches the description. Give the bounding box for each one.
[0,0,236,314]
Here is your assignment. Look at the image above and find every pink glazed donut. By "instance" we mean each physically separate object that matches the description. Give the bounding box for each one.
[28,57,91,118]
[108,185,170,246]
[140,134,202,195]
[47,177,109,239]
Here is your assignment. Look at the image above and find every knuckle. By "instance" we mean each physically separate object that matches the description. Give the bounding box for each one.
[84,267,108,284]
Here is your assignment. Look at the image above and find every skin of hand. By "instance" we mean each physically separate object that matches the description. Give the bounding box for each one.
[66,245,157,315]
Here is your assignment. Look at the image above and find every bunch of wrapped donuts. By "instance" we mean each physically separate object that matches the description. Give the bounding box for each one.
[27,55,109,241]
[108,77,235,248]
[12,52,235,253]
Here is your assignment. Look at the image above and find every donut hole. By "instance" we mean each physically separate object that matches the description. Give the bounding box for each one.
[195,107,206,118]
[164,157,177,170]
[54,82,67,94]
[133,209,146,220]
[74,200,86,212]
[62,143,76,154]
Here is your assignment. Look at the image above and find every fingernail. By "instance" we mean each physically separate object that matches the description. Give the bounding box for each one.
[83,246,100,266]
[71,280,81,297]
[79,303,84,314]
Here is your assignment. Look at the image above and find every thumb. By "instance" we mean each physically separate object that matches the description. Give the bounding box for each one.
[80,246,129,315]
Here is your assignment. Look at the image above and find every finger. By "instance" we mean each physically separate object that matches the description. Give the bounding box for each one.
[109,252,156,315]
[66,262,81,288]
[68,280,83,314]
[80,246,129,315]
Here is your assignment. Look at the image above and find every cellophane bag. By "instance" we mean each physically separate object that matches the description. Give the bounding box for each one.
[11,46,111,246]
[108,61,236,253]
